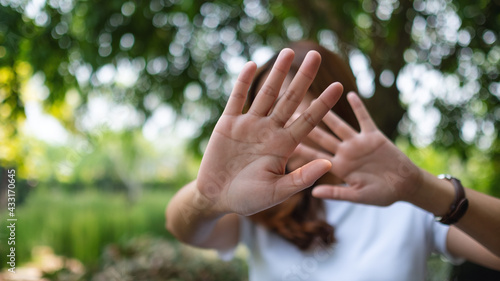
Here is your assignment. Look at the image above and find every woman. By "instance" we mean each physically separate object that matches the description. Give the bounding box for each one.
[245,41,360,252]
[166,41,500,280]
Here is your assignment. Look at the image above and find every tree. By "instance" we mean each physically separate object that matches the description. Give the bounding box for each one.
[2,0,500,277]
[1,0,499,193]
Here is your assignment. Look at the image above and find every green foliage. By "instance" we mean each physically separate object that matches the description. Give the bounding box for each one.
[426,254,452,281]
[0,188,175,266]
[1,0,497,153]
[1,1,500,192]
[8,128,199,199]
[0,1,499,277]
[399,139,500,197]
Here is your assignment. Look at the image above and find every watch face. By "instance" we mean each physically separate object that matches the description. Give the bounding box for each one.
[437,174,453,180]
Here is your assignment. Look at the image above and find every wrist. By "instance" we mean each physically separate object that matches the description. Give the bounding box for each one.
[405,170,455,216]
[396,161,425,202]
[194,181,228,218]
[166,181,227,246]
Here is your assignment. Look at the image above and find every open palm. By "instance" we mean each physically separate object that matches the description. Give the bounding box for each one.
[196,49,343,216]
[299,92,423,206]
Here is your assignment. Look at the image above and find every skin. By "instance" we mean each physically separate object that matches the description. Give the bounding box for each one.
[300,92,500,267]
[166,49,500,270]
[166,49,343,250]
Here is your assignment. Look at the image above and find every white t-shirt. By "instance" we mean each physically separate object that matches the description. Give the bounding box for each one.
[220,200,464,281]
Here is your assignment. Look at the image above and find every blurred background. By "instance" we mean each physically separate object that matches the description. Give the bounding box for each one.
[0,0,499,280]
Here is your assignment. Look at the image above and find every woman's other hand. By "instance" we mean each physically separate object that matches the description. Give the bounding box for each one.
[302,92,423,206]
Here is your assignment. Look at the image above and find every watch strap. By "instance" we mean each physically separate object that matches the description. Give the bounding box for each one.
[436,175,469,225]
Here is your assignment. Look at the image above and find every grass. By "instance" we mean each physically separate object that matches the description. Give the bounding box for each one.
[0,187,176,267]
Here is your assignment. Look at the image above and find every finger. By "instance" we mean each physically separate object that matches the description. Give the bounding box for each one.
[311,185,361,202]
[347,92,377,132]
[322,109,357,140]
[223,61,257,115]
[248,49,294,116]
[288,143,333,171]
[295,143,333,162]
[270,51,321,126]
[274,159,332,201]
[307,126,341,155]
[287,82,343,144]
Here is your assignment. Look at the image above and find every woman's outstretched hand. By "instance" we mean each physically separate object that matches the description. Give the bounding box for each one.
[197,49,343,216]
[303,92,423,206]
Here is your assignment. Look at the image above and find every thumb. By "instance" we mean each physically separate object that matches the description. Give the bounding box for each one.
[275,159,332,200]
[312,184,360,202]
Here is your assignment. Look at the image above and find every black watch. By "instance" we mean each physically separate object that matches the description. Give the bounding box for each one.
[435,174,469,225]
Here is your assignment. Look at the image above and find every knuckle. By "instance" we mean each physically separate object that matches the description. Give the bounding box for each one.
[317,97,330,110]
[283,89,302,104]
[298,68,315,81]
[231,90,246,100]
[236,77,252,88]
[259,84,276,97]
[293,169,307,187]
[301,111,316,127]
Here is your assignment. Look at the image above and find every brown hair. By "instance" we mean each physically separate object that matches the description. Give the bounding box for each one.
[247,41,359,250]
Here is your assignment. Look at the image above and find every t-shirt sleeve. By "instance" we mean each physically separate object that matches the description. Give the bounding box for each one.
[431,221,466,265]
[216,215,252,261]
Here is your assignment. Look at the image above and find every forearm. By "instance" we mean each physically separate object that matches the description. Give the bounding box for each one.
[455,188,500,257]
[408,170,500,257]
[166,180,224,247]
